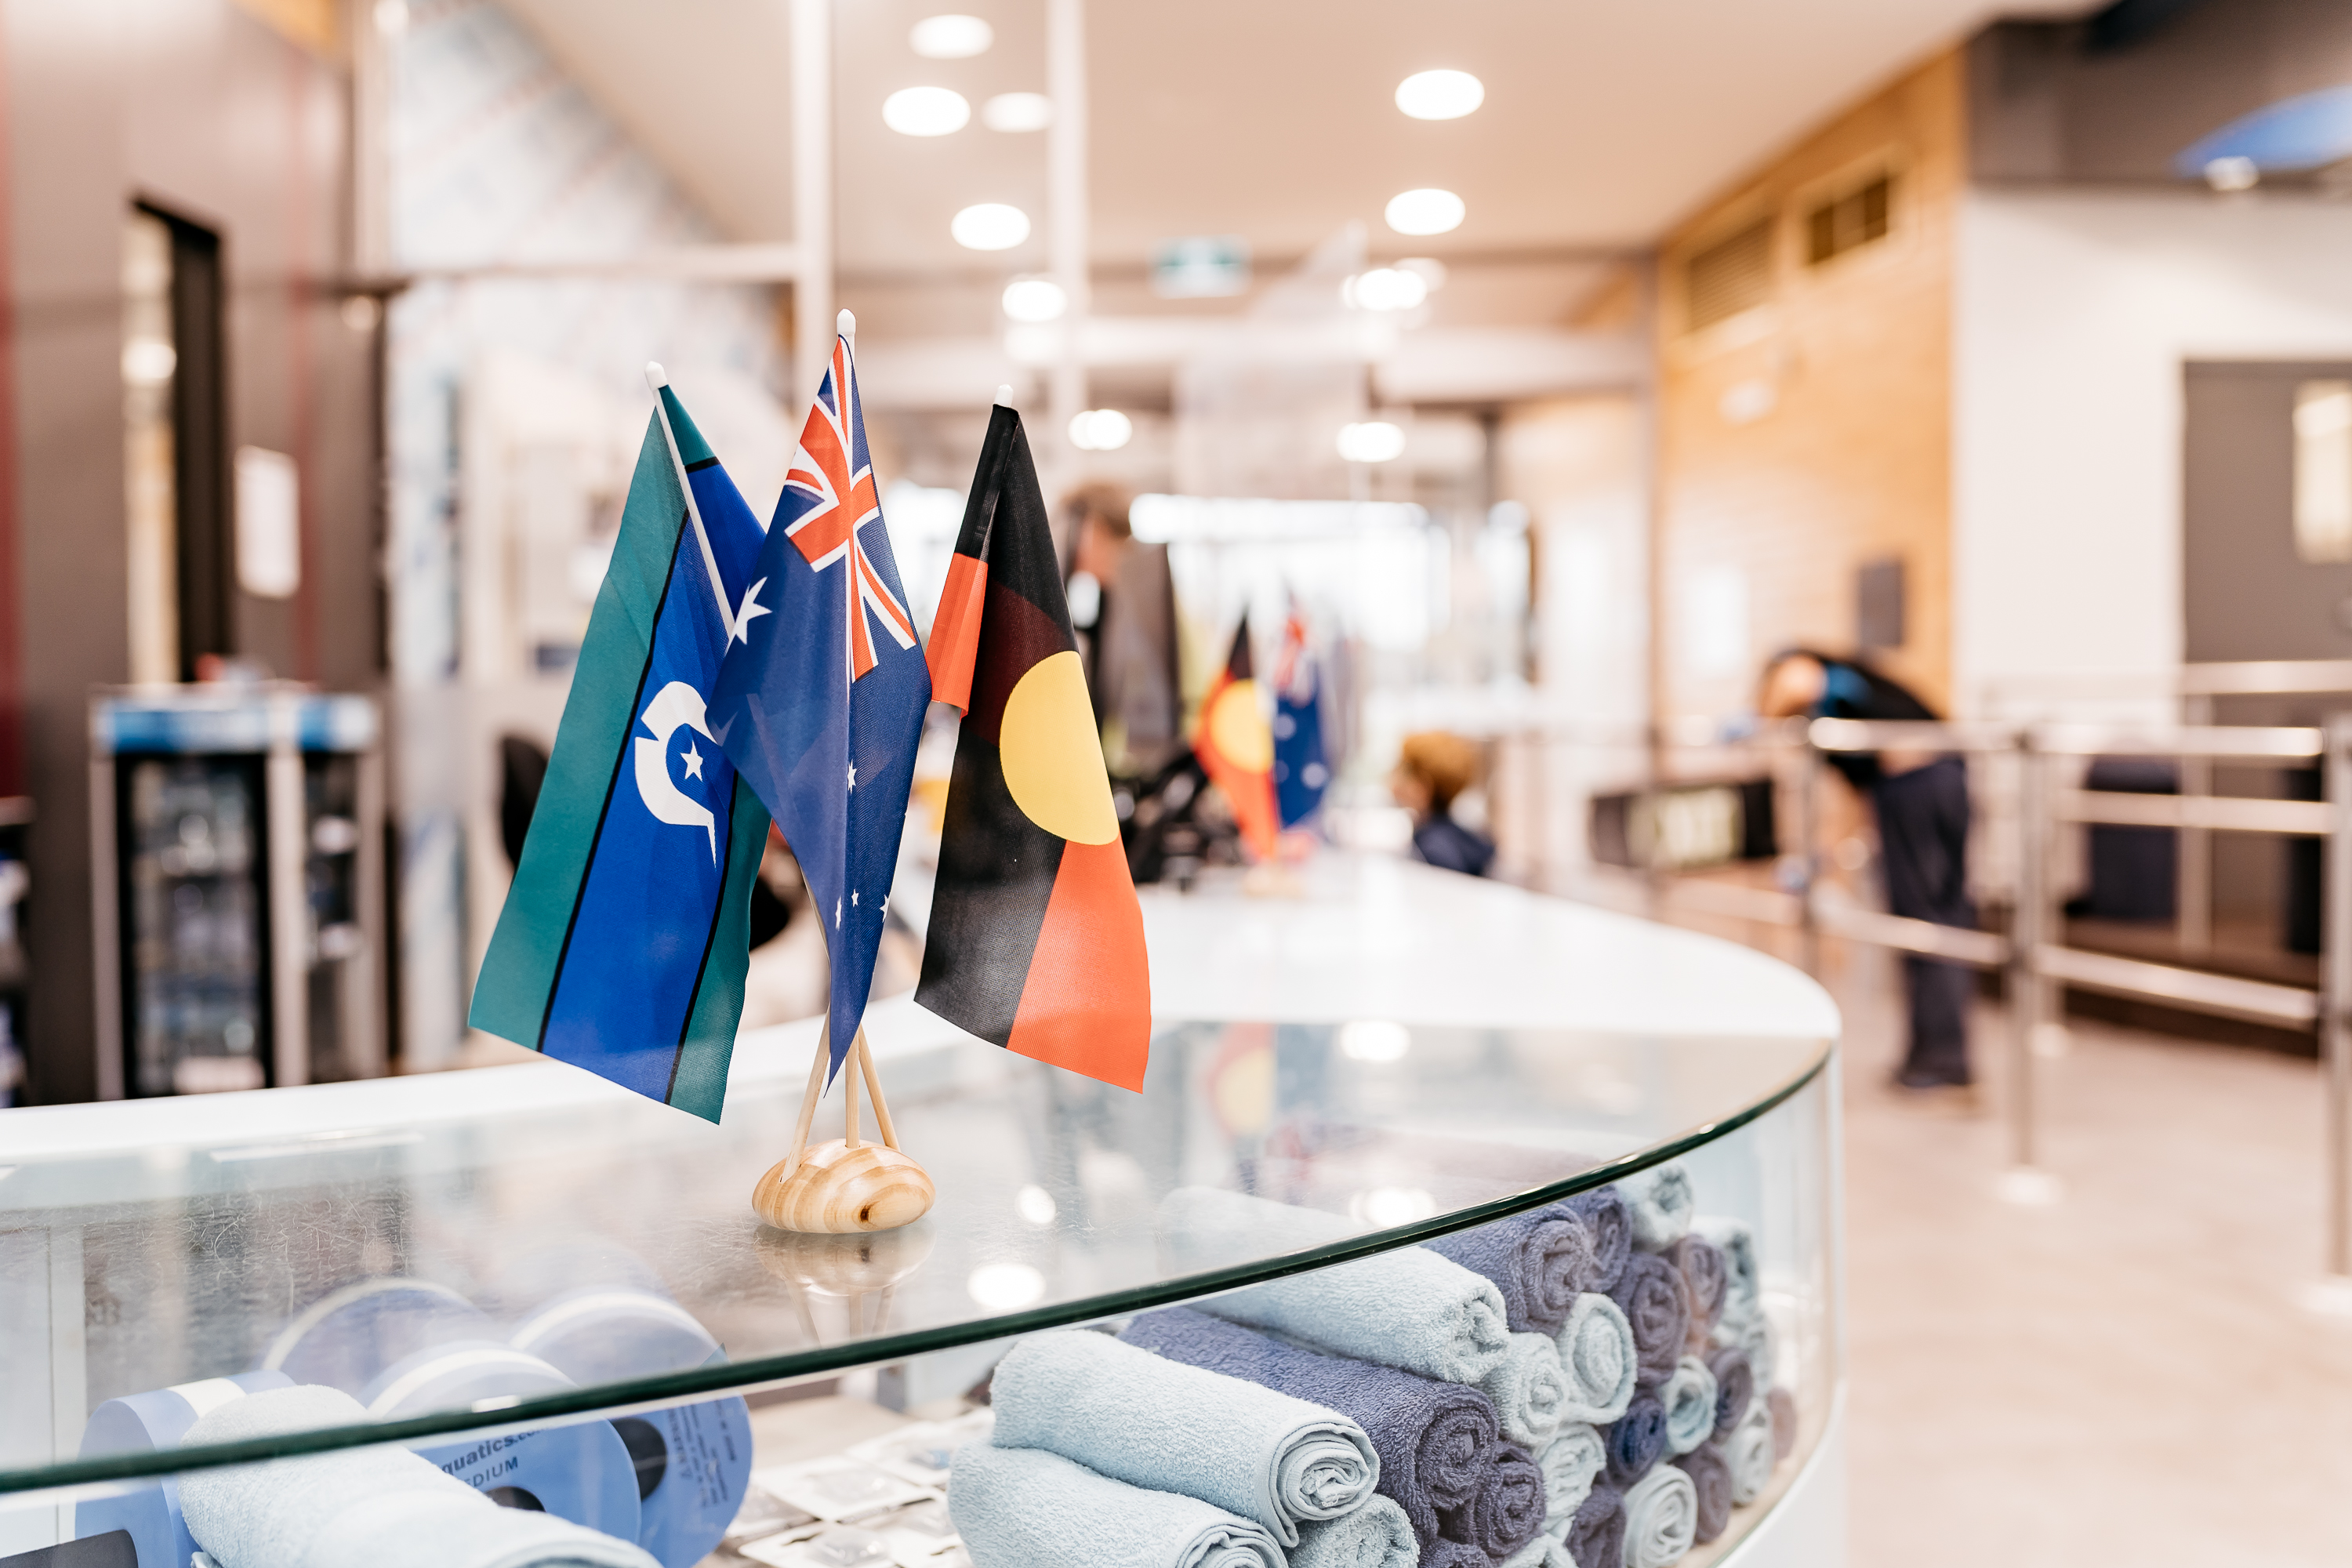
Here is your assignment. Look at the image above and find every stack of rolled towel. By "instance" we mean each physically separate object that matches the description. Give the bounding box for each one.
[945,1175,1794,1568]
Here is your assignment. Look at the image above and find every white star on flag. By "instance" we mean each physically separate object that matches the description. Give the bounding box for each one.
[847,763,858,789]
[680,740,704,781]
[729,577,771,648]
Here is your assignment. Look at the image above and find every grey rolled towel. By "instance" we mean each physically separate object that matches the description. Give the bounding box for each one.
[1423,1542,1494,1568]
[1606,1254,1690,1390]
[1479,1332,1571,1449]
[1693,1217,1759,1327]
[1673,1444,1733,1543]
[1618,1165,1693,1253]
[1768,1388,1797,1461]
[1290,1494,1415,1568]
[1121,1307,1498,1548]
[1160,1187,1512,1383]
[1660,1356,1719,1457]
[1723,1400,1773,1504]
[992,1330,1379,1546]
[1620,1465,1697,1568]
[949,1442,1283,1568]
[177,1385,659,1568]
[1555,1294,1636,1425]
[1599,1393,1664,1490]
[1561,1189,1632,1294]
[1664,1236,1726,1345]
[1426,1205,1595,1336]
[1500,1531,1574,1568]
[1439,1442,1545,1561]
[1706,1348,1754,1443]
[1537,1422,1606,1527]
[1562,1486,1624,1568]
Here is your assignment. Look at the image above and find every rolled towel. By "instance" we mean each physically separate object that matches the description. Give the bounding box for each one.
[1664,1236,1726,1344]
[1693,1218,1759,1327]
[1561,1486,1624,1568]
[1660,1356,1719,1457]
[177,1385,659,1568]
[1617,1164,1693,1253]
[1424,1542,1494,1568]
[1709,1309,1773,1391]
[1501,1531,1575,1568]
[1723,1401,1773,1505]
[1768,1388,1797,1462]
[1560,1189,1632,1294]
[949,1443,1283,1568]
[1555,1294,1636,1425]
[1291,1494,1416,1568]
[1672,1445,1732,1544]
[1439,1442,1545,1561]
[1599,1393,1664,1490]
[992,1330,1378,1546]
[1619,1465,1697,1568]
[1537,1422,1605,1528]
[1121,1307,1497,1548]
[1479,1332,1570,1449]
[1705,1348,1753,1443]
[1427,1207,1594,1336]
[1160,1188,1512,1383]
[1606,1254,1690,1390]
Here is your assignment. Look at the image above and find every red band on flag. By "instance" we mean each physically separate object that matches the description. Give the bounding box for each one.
[927,552,989,713]
[1006,837,1152,1091]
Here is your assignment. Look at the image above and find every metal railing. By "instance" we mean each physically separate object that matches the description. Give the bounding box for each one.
[1500,693,2352,1278]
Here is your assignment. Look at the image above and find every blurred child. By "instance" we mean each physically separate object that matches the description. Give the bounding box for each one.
[1391,731,1494,877]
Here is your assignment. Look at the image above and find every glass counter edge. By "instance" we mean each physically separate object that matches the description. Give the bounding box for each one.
[0,1041,1835,1498]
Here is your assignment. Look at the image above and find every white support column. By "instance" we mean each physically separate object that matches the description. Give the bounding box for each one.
[791,0,835,403]
[1046,0,1090,482]
[349,0,396,275]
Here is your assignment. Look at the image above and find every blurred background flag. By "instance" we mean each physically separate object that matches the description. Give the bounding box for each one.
[1272,605,1330,830]
[469,374,770,1121]
[1196,615,1279,860]
[709,319,930,1084]
[916,397,1152,1092]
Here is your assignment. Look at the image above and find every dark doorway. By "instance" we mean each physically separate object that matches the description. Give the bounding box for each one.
[136,201,233,680]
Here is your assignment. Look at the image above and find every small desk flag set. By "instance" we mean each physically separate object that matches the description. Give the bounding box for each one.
[473,318,1152,1233]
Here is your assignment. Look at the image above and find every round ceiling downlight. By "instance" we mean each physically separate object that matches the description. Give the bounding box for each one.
[953,203,1032,251]
[1337,421,1406,463]
[910,14,993,58]
[1002,278,1067,322]
[884,85,970,137]
[1384,188,1465,236]
[1395,69,1484,121]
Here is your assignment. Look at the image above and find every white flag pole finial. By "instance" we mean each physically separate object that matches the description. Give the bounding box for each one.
[644,361,668,390]
[995,384,1015,408]
[837,308,857,343]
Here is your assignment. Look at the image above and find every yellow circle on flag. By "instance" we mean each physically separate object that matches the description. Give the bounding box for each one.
[1000,650,1120,844]
[1207,680,1272,771]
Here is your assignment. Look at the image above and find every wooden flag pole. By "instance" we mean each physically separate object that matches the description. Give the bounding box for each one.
[753,1017,935,1234]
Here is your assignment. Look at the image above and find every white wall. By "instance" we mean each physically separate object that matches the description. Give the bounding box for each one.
[1953,190,2352,717]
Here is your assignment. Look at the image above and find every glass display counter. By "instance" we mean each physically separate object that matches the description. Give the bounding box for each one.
[0,858,1841,1568]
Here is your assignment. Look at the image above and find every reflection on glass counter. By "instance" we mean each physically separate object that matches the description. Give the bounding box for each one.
[0,1014,1834,1568]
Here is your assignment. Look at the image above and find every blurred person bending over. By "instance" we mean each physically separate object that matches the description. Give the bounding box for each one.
[1066,483,1185,776]
[1392,731,1495,877]
[1759,649,1974,1093]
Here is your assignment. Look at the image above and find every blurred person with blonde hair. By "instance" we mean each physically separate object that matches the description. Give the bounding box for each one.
[1392,730,1494,877]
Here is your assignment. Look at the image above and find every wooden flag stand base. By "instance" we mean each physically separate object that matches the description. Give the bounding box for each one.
[752,1024,935,1233]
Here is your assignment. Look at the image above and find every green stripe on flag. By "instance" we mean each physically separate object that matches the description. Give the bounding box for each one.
[657,385,716,467]
[667,775,771,1122]
[469,417,685,1049]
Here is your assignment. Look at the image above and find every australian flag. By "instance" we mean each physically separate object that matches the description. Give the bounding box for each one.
[710,325,929,1082]
[1272,604,1330,829]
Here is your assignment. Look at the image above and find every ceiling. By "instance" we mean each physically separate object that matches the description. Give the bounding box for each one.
[501,0,2085,276]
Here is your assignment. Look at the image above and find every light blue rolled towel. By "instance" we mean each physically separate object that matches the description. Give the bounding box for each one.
[1160,1187,1511,1384]
[1724,1399,1774,1505]
[1618,1165,1693,1253]
[1693,1218,1759,1328]
[1501,1533,1575,1568]
[993,1330,1378,1546]
[178,1385,659,1568]
[1290,1494,1415,1568]
[1479,1333,1570,1450]
[1709,1308,1774,1391]
[1554,1294,1635,1425]
[1620,1464,1697,1568]
[949,1443,1284,1568]
[1537,1422,1606,1531]
[1660,1357,1719,1457]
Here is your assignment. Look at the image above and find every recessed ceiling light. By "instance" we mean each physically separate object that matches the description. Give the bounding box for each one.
[1396,69,1483,121]
[1002,278,1067,321]
[910,14,992,59]
[1069,409,1133,451]
[884,86,970,137]
[1341,267,1428,312]
[953,203,1031,250]
[1337,421,1405,463]
[2205,155,2259,192]
[1385,188,1465,236]
[983,92,1053,132]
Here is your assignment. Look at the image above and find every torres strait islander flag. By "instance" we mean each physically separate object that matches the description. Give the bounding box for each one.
[1196,615,1279,860]
[470,373,771,1121]
[915,395,1152,1091]
[709,319,931,1086]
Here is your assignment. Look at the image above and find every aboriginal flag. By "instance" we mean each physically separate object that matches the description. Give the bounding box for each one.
[916,401,1152,1091]
[1196,616,1279,860]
